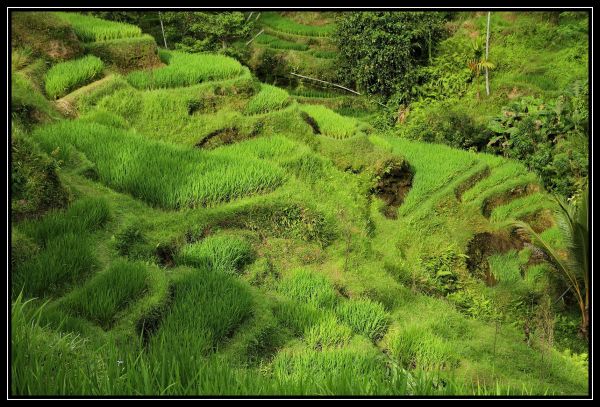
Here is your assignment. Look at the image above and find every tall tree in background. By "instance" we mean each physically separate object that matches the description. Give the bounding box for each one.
[161,12,252,53]
[333,12,447,102]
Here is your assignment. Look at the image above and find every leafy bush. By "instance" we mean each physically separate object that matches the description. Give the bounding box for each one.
[44,55,104,99]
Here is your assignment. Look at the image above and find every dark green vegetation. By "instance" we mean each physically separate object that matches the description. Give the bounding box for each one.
[10,11,589,396]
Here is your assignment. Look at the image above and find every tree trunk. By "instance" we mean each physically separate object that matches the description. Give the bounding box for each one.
[485,12,491,96]
[158,11,168,49]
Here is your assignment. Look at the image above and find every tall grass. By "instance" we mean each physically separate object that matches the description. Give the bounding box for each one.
[12,233,97,298]
[299,104,369,139]
[304,315,353,349]
[44,55,104,99]
[61,260,149,328]
[147,268,253,384]
[255,33,309,51]
[277,269,339,309]
[387,324,459,370]
[335,298,390,341]
[175,235,254,274]
[126,50,246,89]
[260,12,336,37]
[56,12,142,42]
[244,84,291,115]
[20,197,110,247]
[461,161,534,203]
[33,121,285,209]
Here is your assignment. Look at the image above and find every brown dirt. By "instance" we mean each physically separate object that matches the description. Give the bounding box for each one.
[466,230,528,286]
[373,163,413,219]
[519,209,555,233]
[482,184,540,218]
[300,111,321,134]
[196,127,242,149]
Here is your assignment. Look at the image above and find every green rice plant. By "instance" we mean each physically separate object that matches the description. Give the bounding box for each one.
[277,269,338,308]
[304,315,353,349]
[12,233,97,298]
[271,338,389,394]
[381,136,480,215]
[289,87,343,98]
[11,71,59,121]
[335,298,390,341]
[488,250,522,285]
[76,74,132,113]
[33,121,285,209]
[44,55,104,99]
[244,84,291,115]
[387,324,459,370]
[126,50,246,89]
[299,104,368,139]
[20,197,110,247]
[461,161,532,203]
[277,268,339,309]
[255,33,309,51]
[310,49,338,59]
[175,235,254,274]
[490,192,556,223]
[61,260,148,328]
[272,299,324,336]
[260,12,336,37]
[56,12,142,42]
[148,268,253,378]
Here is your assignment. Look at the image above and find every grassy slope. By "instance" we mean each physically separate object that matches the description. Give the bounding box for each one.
[10,12,588,396]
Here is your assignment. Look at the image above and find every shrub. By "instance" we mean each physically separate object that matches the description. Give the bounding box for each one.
[175,235,254,274]
[44,55,104,99]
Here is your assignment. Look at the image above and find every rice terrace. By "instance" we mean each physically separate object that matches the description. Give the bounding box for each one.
[9,8,591,398]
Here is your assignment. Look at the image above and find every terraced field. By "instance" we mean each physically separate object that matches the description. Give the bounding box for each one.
[10,11,588,397]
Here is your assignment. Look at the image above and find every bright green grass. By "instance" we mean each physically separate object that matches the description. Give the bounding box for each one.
[255,32,309,51]
[61,260,148,328]
[56,12,142,42]
[461,161,534,203]
[488,250,522,284]
[33,121,285,209]
[260,12,336,37]
[273,299,324,336]
[277,269,339,309]
[126,50,246,89]
[244,84,291,114]
[44,55,104,99]
[490,192,556,223]
[20,197,110,247]
[310,49,338,59]
[299,104,369,139]
[176,235,254,274]
[380,136,479,215]
[12,233,97,299]
[148,267,253,366]
[335,298,390,341]
[304,315,353,349]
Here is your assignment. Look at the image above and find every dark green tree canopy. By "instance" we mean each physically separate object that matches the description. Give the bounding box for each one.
[333,12,447,100]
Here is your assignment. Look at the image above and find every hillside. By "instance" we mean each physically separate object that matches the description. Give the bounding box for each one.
[9,11,589,397]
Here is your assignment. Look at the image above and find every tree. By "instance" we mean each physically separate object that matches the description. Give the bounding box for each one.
[333,12,447,102]
[161,12,253,53]
[467,36,495,99]
[510,184,589,338]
